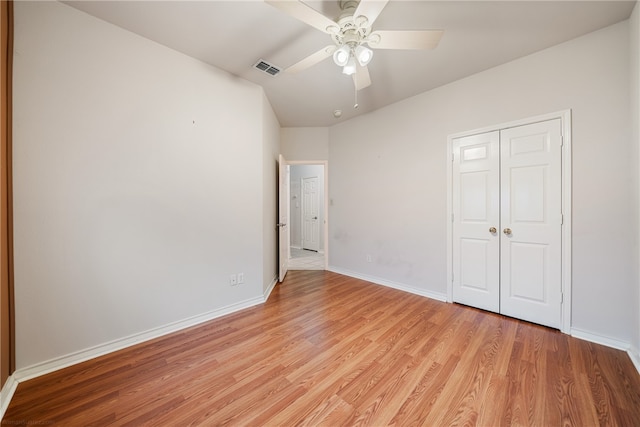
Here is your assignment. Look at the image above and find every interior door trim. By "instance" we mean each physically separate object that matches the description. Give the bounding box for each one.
[446,110,572,334]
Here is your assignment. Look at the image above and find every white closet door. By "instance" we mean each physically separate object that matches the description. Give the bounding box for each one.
[301,176,320,251]
[452,131,500,313]
[500,119,562,328]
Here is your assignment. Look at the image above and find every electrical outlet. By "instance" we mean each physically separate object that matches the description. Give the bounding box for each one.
[237,273,244,284]
[230,274,237,286]
[366,254,372,263]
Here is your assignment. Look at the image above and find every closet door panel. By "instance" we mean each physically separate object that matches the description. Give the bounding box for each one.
[500,119,562,328]
[452,132,500,313]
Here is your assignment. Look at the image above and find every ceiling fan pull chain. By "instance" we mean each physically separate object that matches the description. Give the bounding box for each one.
[354,82,359,109]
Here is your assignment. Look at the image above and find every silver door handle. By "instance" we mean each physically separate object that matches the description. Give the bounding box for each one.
[312,216,318,220]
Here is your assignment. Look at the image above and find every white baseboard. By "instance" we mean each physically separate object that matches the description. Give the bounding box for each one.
[3,273,637,421]
[327,267,640,378]
[10,294,268,386]
[570,327,631,351]
[264,275,278,300]
[0,276,280,420]
[0,374,18,419]
[629,344,640,375]
[570,328,640,376]
[327,266,447,303]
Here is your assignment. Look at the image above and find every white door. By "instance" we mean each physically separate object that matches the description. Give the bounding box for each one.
[452,131,500,313]
[500,119,562,328]
[278,155,289,282]
[301,176,320,252]
[451,119,562,329]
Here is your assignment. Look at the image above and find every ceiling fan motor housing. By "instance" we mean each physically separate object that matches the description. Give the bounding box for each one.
[339,0,359,15]
[331,5,372,49]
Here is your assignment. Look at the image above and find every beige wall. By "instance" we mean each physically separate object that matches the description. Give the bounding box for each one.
[13,1,276,370]
[630,2,639,360]
[280,127,329,161]
[262,94,280,293]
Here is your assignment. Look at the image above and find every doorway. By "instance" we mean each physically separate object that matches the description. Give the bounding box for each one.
[447,111,572,333]
[301,176,320,251]
[288,163,327,271]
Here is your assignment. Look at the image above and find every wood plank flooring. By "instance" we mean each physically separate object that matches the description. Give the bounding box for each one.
[4,270,640,426]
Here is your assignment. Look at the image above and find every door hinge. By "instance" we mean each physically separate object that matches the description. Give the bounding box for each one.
[560,292,564,303]
[452,213,454,222]
[561,213,563,225]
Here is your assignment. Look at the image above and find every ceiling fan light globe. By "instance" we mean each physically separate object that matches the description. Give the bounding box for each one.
[355,45,373,66]
[333,45,350,66]
[342,56,357,75]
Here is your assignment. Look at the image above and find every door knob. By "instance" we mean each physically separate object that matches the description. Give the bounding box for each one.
[503,228,512,235]
[489,227,497,233]
[312,216,318,220]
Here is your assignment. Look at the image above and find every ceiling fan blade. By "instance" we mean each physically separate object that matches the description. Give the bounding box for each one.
[354,0,389,27]
[368,30,444,50]
[353,64,372,91]
[285,45,336,73]
[265,0,339,34]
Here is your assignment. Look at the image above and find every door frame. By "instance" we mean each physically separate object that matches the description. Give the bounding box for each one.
[285,160,329,270]
[446,110,572,333]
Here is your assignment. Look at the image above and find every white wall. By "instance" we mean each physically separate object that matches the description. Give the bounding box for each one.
[329,21,635,345]
[289,165,325,252]
[280,127,329,161]
[262,94,280,293]
[13,2,277,369]
[631,2,640,360]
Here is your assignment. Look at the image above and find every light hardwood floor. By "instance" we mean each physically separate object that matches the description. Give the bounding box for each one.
[4,270,640,426]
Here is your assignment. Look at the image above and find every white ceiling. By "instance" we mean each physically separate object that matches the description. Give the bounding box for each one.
[64,0,636,127]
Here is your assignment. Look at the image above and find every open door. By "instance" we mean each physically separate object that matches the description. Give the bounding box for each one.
[278,155,289,282]
[1,0,13,383]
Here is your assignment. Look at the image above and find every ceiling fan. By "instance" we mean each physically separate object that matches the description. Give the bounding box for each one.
[266,0,444,91]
